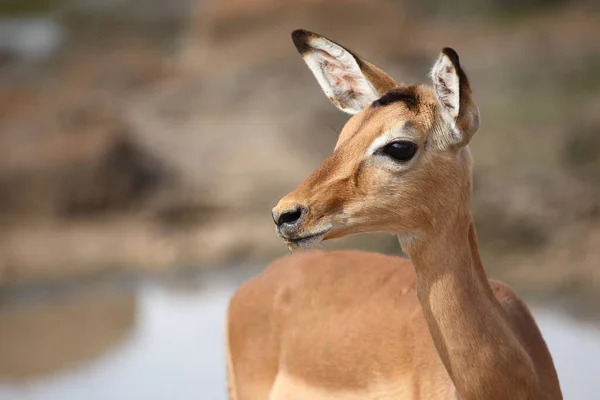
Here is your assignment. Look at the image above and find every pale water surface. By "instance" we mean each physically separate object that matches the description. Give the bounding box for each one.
[0,266,599,400]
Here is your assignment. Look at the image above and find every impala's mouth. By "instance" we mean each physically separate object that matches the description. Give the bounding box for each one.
[280,227,332,250]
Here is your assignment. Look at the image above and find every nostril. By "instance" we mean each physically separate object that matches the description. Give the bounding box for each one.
[276,207,304,227]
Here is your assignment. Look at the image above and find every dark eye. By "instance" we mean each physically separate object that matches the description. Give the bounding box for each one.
[381,141,418,162]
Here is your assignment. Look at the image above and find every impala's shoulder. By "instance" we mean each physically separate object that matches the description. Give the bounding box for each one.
[488,279,536,323]
[488,279,561,396]
[488,279,524,304]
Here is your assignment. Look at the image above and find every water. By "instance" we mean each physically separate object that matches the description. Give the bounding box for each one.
[0,17,63,61]
[0,266,599,400]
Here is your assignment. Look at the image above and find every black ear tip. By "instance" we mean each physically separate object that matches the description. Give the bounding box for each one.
[441,47,460,67]
[291,29,308,39]
[291,29,312,54]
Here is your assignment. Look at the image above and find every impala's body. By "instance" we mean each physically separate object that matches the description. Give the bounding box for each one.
[226,29,562,399]
[228,251,557,400]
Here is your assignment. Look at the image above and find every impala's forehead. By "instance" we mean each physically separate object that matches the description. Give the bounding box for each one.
[335,85,437,152]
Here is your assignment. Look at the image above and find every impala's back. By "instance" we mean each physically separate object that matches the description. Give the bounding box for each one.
[227,250,445,400]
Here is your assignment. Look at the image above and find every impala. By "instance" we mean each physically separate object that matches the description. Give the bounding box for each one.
[226,29,562,399]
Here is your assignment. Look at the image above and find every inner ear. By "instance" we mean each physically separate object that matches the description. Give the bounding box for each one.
[292,29,398,115]
[430,48,480,147]
[431,50,461,120]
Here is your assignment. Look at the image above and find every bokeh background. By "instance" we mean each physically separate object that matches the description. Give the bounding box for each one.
[0,0,599,399]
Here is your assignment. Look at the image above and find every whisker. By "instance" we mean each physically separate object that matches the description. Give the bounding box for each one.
[317,242,332,251]
[327,125,340,135]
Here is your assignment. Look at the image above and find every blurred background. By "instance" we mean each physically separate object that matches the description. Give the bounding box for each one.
[0,0,599,398]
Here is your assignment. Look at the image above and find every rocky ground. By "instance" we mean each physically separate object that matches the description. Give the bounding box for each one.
[0,0,599,307]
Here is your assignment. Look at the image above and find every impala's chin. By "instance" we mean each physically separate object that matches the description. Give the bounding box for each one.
[322,229,346,240]
[278,225,332,250]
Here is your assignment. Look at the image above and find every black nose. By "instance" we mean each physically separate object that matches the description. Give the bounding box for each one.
[274,206,304,227]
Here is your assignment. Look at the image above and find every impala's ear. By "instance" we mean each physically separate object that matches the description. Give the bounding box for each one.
[292,29,398,115]
[430,48,480,148]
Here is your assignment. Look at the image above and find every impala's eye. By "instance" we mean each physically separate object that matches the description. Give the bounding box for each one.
[381,141,418,162]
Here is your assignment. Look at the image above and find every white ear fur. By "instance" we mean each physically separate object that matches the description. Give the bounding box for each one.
[429,48,479,147]
[297,36,380,114]
[430,52,460,123]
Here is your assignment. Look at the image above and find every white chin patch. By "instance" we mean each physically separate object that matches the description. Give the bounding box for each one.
[287,233,325,250]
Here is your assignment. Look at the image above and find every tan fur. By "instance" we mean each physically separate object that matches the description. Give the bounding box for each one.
[225,321,239,400]
[226,30,562,399]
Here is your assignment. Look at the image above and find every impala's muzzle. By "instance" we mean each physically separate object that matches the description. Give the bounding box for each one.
[272,202,332,249]
[272,205,305,235]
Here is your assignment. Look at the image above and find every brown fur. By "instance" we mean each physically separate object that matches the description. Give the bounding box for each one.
[227,30,562,399]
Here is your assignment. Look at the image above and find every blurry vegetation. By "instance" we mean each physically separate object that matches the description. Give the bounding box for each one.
[412,0,570,20]
[0,0,58,15]
[0,0,599,308]
[564,122,600,191]
[56,136,168,217]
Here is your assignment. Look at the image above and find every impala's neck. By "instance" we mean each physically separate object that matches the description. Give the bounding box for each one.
[402,210,537,399]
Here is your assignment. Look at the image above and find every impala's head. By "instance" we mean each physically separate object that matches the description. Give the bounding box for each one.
[273,29,480,249]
